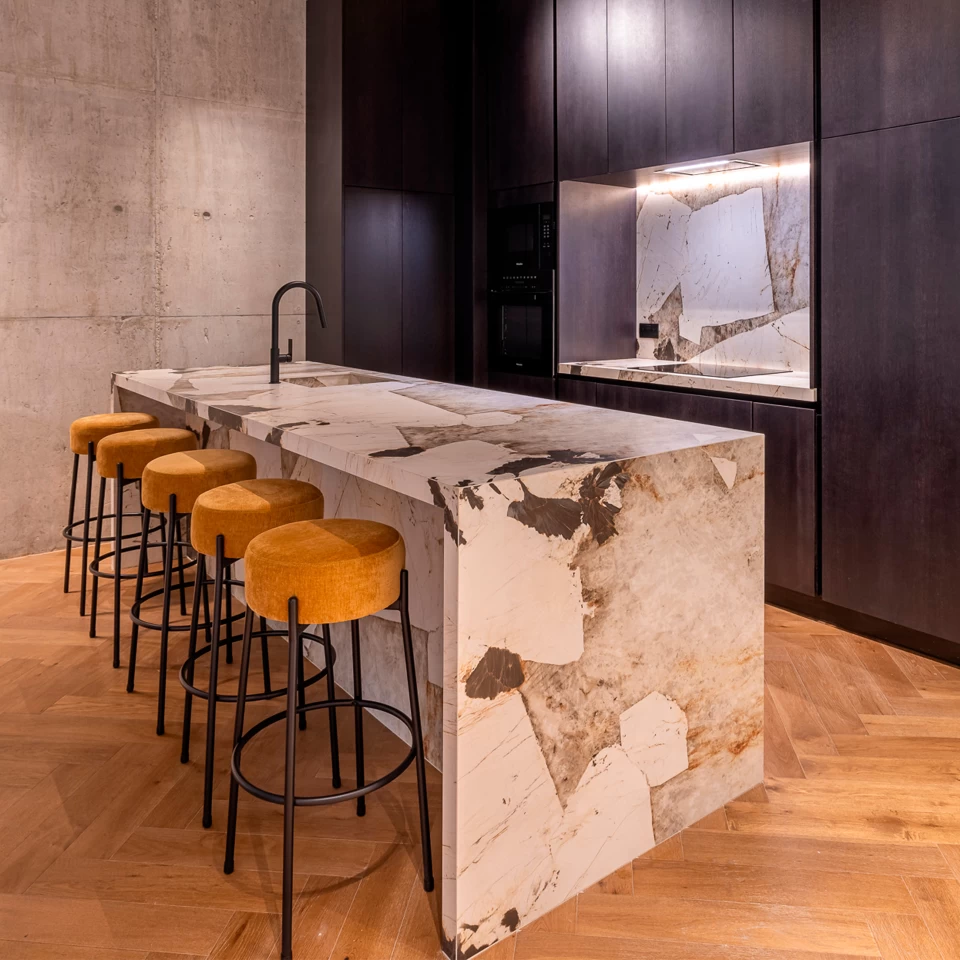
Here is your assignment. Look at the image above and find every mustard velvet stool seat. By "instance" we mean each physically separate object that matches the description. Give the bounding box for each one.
[224,519,434,960]
[128,448,257,737]
[179,479,332,830]
[63,412,158,617]
[90,427,198,669]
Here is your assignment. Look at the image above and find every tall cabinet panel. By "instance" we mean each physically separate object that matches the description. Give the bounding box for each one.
[821,0,960,139]
[343,188,403,375]
[607,0,666,173]
[486,0,555,190]
[402,193,455,380]
[342,0,403,189]
[664,0,733,163]
[557,0,608,180]
[733,0,814,151]
[821,119,960,646]
[403,0,456,193]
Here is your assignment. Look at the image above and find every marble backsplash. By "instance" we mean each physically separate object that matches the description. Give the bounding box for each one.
[636,160,811,372]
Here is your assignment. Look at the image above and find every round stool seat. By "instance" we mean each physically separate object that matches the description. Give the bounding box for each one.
[191,479,325,560]
[97,428,198,481]
[70,413,159,455]
[245,519,405,625]
[141,449,257,513]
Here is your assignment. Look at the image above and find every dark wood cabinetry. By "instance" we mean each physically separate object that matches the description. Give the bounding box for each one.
[557,377,597,406]
[557,0,608,181]
[821,0,960,139]
[596,381,753,430]
[665,0,733,163]
[402,193,455,380]
[343,188,403,374]
[753,403,817,596]
[821,119,960,646]
[343,0,403,189]
[486,0,555,190]
[607,0,666,173]
[733,0,814,151]
[402,0,456,193]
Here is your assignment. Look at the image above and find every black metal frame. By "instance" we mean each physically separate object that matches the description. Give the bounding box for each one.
[125,491,202,736]
[63,441,157,617]
[178,532,340,831]
[87,460,173,667]
[223,569,434,960]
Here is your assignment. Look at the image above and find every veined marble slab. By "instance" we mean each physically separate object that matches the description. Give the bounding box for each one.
[115,361,765,959]
[559,358,817,403]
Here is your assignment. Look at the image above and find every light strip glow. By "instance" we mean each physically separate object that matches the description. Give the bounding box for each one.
[637,161,811,196]
[661,159,761,176]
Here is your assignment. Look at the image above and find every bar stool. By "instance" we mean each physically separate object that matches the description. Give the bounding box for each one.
[64,413,158,615]
[224,518,434,960]
[129,448,257,736]
[181,478,334,829]
[92,428,199,666]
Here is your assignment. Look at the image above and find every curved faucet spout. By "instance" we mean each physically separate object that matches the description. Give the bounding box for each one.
[270,281,327,384]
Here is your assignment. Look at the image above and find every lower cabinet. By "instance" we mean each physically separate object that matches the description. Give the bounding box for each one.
[754,402,817,597]
[556,376,597,405]
[487,371,557,399]
[595,381,817,595]
[596,381,753,429]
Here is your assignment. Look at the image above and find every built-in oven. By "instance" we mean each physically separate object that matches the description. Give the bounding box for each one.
[488,201,556,378]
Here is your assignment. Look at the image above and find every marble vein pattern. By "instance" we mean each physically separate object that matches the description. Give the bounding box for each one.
[115,361,765,959]
[635,161,811,373]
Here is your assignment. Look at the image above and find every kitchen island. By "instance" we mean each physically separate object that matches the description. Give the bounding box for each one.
[114,361,764,959]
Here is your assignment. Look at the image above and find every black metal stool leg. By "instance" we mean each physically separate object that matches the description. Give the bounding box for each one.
[112,464,126,669]
[156,493,177,736]
[181,551,207,763]
[351,619,366,818]
[260,617,271,694]
[322,623,341,789]
[281,597,300,960]
[89,477,106,638]
[297,632,307,731]
[400,570,434,892]
[202,535,226,828]
[127,507,151,692]
[175,516,187,616]
[224,607,254,876]
[63,453,79,594]
[79,442,95,617]
[224,561,234,665]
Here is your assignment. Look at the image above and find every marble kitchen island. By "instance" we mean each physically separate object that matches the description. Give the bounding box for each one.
[114,361,765,959]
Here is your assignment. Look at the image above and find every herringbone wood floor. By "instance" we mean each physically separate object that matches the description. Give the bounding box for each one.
[1,551,960,959]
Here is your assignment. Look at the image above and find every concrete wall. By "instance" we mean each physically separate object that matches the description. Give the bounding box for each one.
[0,0,307,558]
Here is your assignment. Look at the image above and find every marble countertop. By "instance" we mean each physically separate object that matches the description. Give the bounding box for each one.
[114,361,757,503]
[559,358,817,403]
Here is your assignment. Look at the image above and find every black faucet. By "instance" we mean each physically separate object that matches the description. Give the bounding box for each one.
[270,281,327,384]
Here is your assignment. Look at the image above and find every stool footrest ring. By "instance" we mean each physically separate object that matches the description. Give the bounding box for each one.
[178,629,333,703]
[130,581,238,633]
[231,698,416,807]
[62,511,161,544]
[89,542,192,582]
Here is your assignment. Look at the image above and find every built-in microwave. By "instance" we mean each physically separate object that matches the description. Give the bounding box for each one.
[489,202,556,377]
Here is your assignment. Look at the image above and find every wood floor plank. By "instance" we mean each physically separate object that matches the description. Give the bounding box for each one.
[111,825,376,878]
[860,715,960,739]
[867,913,946,960]
[631,859,917,913]
[0,944,150,960]
[287,874,361,960]
[904,878,960,960]
[680,830,953,879]
[764,693,807,780]
[576,893,881,955]
[0,892,232,955]
[331,843,419,960]
[26,856,309,913]
[206,911,281,960]
[765,660,838,756]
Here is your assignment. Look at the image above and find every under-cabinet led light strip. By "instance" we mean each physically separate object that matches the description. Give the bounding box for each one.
[637,160,811,196]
